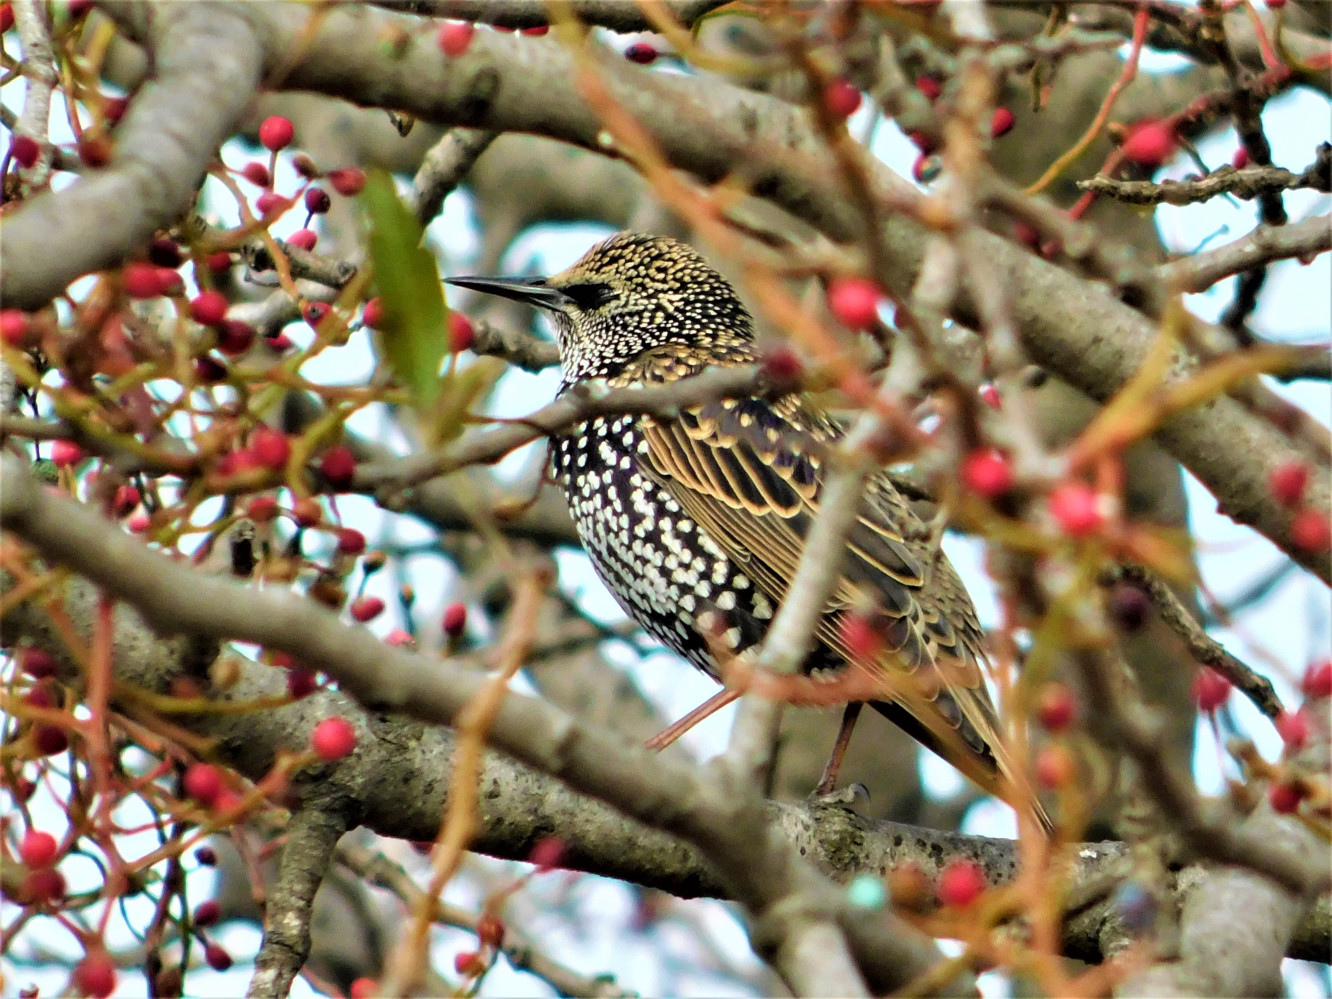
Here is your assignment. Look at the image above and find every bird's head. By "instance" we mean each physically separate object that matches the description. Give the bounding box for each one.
[446,233,754,383]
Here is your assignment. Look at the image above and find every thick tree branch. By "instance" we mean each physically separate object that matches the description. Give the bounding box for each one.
[247,809,349,999]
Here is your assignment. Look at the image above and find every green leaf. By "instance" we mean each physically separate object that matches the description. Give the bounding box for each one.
[362,170,446,414]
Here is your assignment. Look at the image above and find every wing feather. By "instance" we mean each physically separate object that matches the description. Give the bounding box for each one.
[637,392,1023,803]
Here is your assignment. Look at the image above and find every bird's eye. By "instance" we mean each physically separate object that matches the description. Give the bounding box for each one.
[561,282,617,310]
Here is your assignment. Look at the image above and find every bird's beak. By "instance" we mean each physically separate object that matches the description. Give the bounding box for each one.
[444,276,570,310]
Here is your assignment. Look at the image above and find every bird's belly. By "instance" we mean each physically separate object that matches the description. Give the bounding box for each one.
[553,423,775,677]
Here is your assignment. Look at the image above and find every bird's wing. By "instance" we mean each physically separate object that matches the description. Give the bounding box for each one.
[638,394,1023,803]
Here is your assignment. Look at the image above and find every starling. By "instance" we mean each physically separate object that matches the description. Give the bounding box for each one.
[449,233,1034,817]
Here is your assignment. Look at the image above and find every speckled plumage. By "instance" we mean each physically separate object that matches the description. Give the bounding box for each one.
[454,233,1024,806]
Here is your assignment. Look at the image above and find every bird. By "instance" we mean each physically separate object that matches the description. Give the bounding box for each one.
[447,232,1037,822]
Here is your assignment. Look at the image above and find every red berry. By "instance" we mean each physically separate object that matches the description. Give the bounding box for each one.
[216,319,256,356]
[77,128,113,168]
[292,497,322,527]
[193,899,221,927]
[990,107,1015,137]
[103,96,128,125]
[1,309,30,347]
[51,439,85,468]
[0,4,14,35]
[20,647,58,679]
[1232,147,1250,169]
[1269,780,1302,813]
[528,835,564,872]
[363,297,383,328]
[127,512,153,534]
[155,266,184,296]
[438,21,476,57]
[978,383,1002,409]
[211,790,242,814]
[905,129,938,155]
[10,134,39,168]
[960,448,1013,498]
[33,724,68,756]
[1107,582,1151,632]
[255,191,290,217]
[1035,683,1078,732]
[287,228,318,251]
[840,613,883,662]
[302,301,330,327]
[319,445,356,488]
[350,595,385,622]
[1265,0,1286,8]
[761,346,803,383]
[19,829,58,867]
[123,260,166,299]
[1275,710,1309,751]
[1035,744,1074,789]
[1191,669,1231,712]
[265,332,294,353]
[204,942,233,972]
[937,859,985,908]
[111,487,141,524]
[336,527,366,555]
[241,160,271,188]
[454,950,484,977]
[477,913,505,947]
[442,602,468,638]
[189,291,228,327]
[247,495,278,522]
[912,152,942,184]
[624,42,657,64]
[1291,508,1330,552]
[822,77,862,120]
[1302,660,1332,699]
[194,355,228,383]
[206,251,233,274]
[23,865,66,903]
[303,186,331,215]
[1268,461,1309,507]
[349,979,378,999]
[1120,119,1176,169]
[287,668,318,699]
[183,763,223,805]
[448,311,475,352]
[73,952,116,998]
[826,276,880,330]
[521,24,549,35]
[25,681,56,710]
[258,115,295,152]
[915,75,942,101]
[327,167,366,196]
[385,629,414,647]
[311,716,356,761]
[1048,482,1104,537]
[249,427,291,471]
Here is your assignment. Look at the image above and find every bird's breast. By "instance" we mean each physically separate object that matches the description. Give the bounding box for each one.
[551,415,776,677]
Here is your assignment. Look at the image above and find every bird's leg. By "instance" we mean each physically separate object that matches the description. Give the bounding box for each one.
[645,687,743,751]
[813,701,864,796]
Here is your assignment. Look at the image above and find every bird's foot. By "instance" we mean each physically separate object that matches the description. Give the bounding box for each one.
[807,782,869,809]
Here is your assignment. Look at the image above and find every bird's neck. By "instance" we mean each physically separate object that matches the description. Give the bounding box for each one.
[558,337,758,393]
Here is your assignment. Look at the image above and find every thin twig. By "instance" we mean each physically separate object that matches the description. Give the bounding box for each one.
[1103,564,1283,719]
